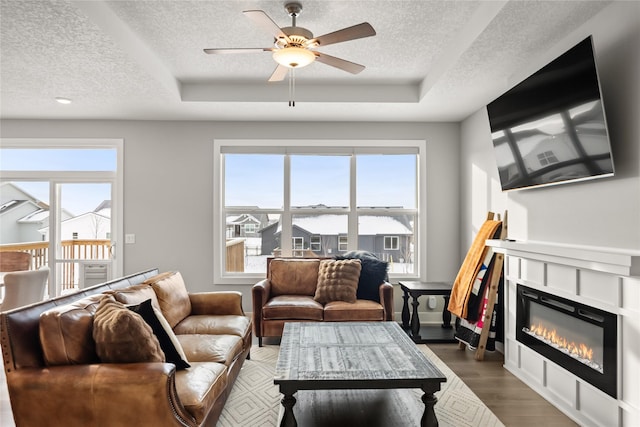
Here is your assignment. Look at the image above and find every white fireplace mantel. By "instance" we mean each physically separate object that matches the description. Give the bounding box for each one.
[487,239,640,276]
[487,239,640,427]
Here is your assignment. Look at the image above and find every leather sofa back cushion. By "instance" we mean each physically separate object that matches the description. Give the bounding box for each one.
[144,271,192,328]
[39,293,104,365]
[107,284,161,312]
[269,258,321,296]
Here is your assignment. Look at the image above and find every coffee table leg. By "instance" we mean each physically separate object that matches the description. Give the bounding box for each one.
[420,391,439,427]
[280,392,297,427]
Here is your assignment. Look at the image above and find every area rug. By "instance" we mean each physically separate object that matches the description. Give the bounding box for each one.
[217,345,504,427]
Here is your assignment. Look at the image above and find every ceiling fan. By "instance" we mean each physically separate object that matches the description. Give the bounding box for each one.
[203,2,376,105]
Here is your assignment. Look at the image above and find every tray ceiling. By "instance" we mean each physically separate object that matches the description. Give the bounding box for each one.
[0,0,612,122]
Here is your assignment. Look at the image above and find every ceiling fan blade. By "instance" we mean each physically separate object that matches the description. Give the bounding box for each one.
[310,22,376,47]
[314,52,365,74]
[203,48,273,54]
[268,65,289,82]
[243,10,290,43]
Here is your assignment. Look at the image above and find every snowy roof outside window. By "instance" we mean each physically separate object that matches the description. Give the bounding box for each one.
[18,208,49,223]
[359,216,412,235]
[277,215,412,235]
[0,199,24,213]
[227,214,260,225]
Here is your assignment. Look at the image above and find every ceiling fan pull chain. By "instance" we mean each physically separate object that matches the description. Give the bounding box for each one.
[289,69,296,107]
[288,69,292,106]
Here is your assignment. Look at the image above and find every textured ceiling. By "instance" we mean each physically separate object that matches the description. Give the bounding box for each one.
[0,0,613,122]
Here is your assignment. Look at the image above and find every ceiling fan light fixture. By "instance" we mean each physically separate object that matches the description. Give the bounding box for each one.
[272,47,315,68]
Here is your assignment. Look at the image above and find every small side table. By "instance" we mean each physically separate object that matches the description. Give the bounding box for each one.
[399,281,456,344]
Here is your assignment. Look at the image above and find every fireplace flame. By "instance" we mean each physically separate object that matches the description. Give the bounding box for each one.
[529,323,594,362]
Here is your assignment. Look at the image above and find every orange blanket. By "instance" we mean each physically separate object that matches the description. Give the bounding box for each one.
[447,219,502,319]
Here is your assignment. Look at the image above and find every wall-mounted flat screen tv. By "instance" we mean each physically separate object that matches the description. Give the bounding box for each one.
[487,36,614,191]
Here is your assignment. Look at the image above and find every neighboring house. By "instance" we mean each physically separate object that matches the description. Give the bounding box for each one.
[226,213,264,238]
[260,214,413,261]
[0,182,72,244]
[39,201,111,241]
[226,212,277,257]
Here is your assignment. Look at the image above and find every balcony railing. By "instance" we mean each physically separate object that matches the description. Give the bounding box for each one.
[0,240,111,291]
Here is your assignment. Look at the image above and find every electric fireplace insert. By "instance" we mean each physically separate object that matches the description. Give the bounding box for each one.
[516,284,617,398]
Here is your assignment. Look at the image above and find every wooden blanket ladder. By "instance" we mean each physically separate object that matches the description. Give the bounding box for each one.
[459,210,508,361]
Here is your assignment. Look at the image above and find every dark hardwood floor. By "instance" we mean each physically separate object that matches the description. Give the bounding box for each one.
[1,341,578,427]
[429,343,579,427]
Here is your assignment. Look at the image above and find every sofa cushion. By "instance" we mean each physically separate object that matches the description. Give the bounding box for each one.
[92,296,165,364]
[314,259,361,304]
[324,300,385,321]
[269,258,321,296]
[175,362,227,425]
[128,299,190,370]
[178,334,243,365]
[336,254,388,302]
[108,284,162,311]
[144,271,192,328]
[263,295,324,321]
[174,314,251,337]
[39,293,104,365]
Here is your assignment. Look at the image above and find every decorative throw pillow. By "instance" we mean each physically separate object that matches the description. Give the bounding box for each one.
[314,259,361,304]
[336,254,388,302]
[92,295,165,364]
[341,250,379,260]
[128,299,190,370]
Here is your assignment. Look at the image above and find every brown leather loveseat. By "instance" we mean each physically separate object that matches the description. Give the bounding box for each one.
[1,268,252,427]
[252,257,394,346]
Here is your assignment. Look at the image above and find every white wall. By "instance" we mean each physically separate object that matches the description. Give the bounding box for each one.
[0,120,461,312]
[460,1,640,254]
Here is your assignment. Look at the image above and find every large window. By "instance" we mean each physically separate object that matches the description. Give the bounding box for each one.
[214,140,425,284]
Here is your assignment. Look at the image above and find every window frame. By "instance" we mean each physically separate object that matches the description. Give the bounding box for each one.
[310,235,321,252]
[338,235,348,252]
[384,236,399,250]
[213,139,427,285]
[292,236,304,250]
[538,150,559,166]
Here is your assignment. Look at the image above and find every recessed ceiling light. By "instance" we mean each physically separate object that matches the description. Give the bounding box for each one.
[55,97,72,104]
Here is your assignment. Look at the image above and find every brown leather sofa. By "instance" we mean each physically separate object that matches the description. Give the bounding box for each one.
[1,268,252,427]
[253,258,394,346]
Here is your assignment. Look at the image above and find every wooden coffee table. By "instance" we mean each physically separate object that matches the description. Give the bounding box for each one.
[274,322,446,427]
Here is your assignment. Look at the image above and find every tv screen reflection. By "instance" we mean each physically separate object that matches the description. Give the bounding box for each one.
[491,99,613,191]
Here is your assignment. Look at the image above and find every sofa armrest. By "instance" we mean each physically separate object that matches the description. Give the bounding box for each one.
[252,279,272,307]
[379,282,394,321]
[189,291,244,316]
[7,364,195,427]
[252,279,272,339]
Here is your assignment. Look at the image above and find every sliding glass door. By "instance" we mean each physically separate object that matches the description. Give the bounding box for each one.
[0,139,123,297]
